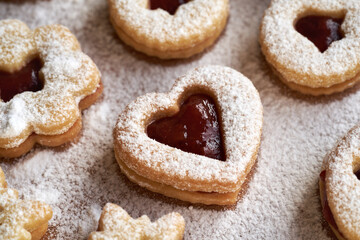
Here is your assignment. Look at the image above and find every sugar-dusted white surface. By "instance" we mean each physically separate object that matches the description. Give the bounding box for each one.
[1,0,360,239]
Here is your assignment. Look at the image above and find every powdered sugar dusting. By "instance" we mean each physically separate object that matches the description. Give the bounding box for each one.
[1,0,360,239]
[0,98,28,141]
[0,19,35,71]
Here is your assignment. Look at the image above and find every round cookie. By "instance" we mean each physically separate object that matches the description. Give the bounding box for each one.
[0,19,103,158]
[113,66,263,205]
[320,124,360,240]
[108,0,229,59]
[260,0,360,95]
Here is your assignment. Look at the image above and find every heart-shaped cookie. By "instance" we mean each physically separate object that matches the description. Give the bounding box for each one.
[108,0,229,59]
[260,0,360,95]
[113,66,263,205]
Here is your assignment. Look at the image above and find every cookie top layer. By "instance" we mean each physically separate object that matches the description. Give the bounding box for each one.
[0,166,53,239]
[108,0,228,51]
[260,0,360,88]
[323,125,360,240]
[88,203,185,240]
[114,66,263,193]
[0,19,101,149]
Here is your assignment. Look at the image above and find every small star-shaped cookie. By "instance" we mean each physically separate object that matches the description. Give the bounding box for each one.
[0,167,53,240]
[88,203,185,240]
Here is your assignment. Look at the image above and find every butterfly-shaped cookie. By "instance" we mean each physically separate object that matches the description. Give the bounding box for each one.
[88,203,185,240]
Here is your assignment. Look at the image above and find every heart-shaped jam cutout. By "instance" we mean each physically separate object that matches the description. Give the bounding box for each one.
[147,94,225,161]
[150,0,190,15]
[0,58,43,102]
[295,15,344,52]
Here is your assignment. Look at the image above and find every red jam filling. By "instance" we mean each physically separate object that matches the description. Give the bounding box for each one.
[355,169,360,180]
[149,0,190,15]
[147,94,225,161]
[0,59,43,102]
[295,15,344,53]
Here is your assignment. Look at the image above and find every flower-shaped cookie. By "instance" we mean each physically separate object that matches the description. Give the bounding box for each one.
[108,0,229,59]
[260,0,360,95]
[0,19,102,158]
[88,203,185,240]
[114,66,263,205]
[319,124,360,240]
[0,167,53,239]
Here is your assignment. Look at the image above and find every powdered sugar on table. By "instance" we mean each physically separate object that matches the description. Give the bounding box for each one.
[1,0,360,239]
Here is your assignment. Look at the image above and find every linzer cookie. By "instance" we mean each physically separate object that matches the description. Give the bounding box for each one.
[319,125,360,240]
[108,0,229,59]
[88,203,185,240]
[113,66,263,205]
[260,0,360,95]
[0,166,53,239]
[0,19,103,158]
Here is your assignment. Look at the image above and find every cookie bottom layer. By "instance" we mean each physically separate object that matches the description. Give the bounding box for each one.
[115,152,239,205]
[0,82,103,158]
[31,223,49,240]
[109,16,227,59]
[319,180,346,240]
[270,65,360,96]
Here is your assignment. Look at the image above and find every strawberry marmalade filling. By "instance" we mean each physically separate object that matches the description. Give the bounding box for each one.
[295,15,344,53]
[0,58,43,102]
[149,0,190,15]
[147,94,225,161]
